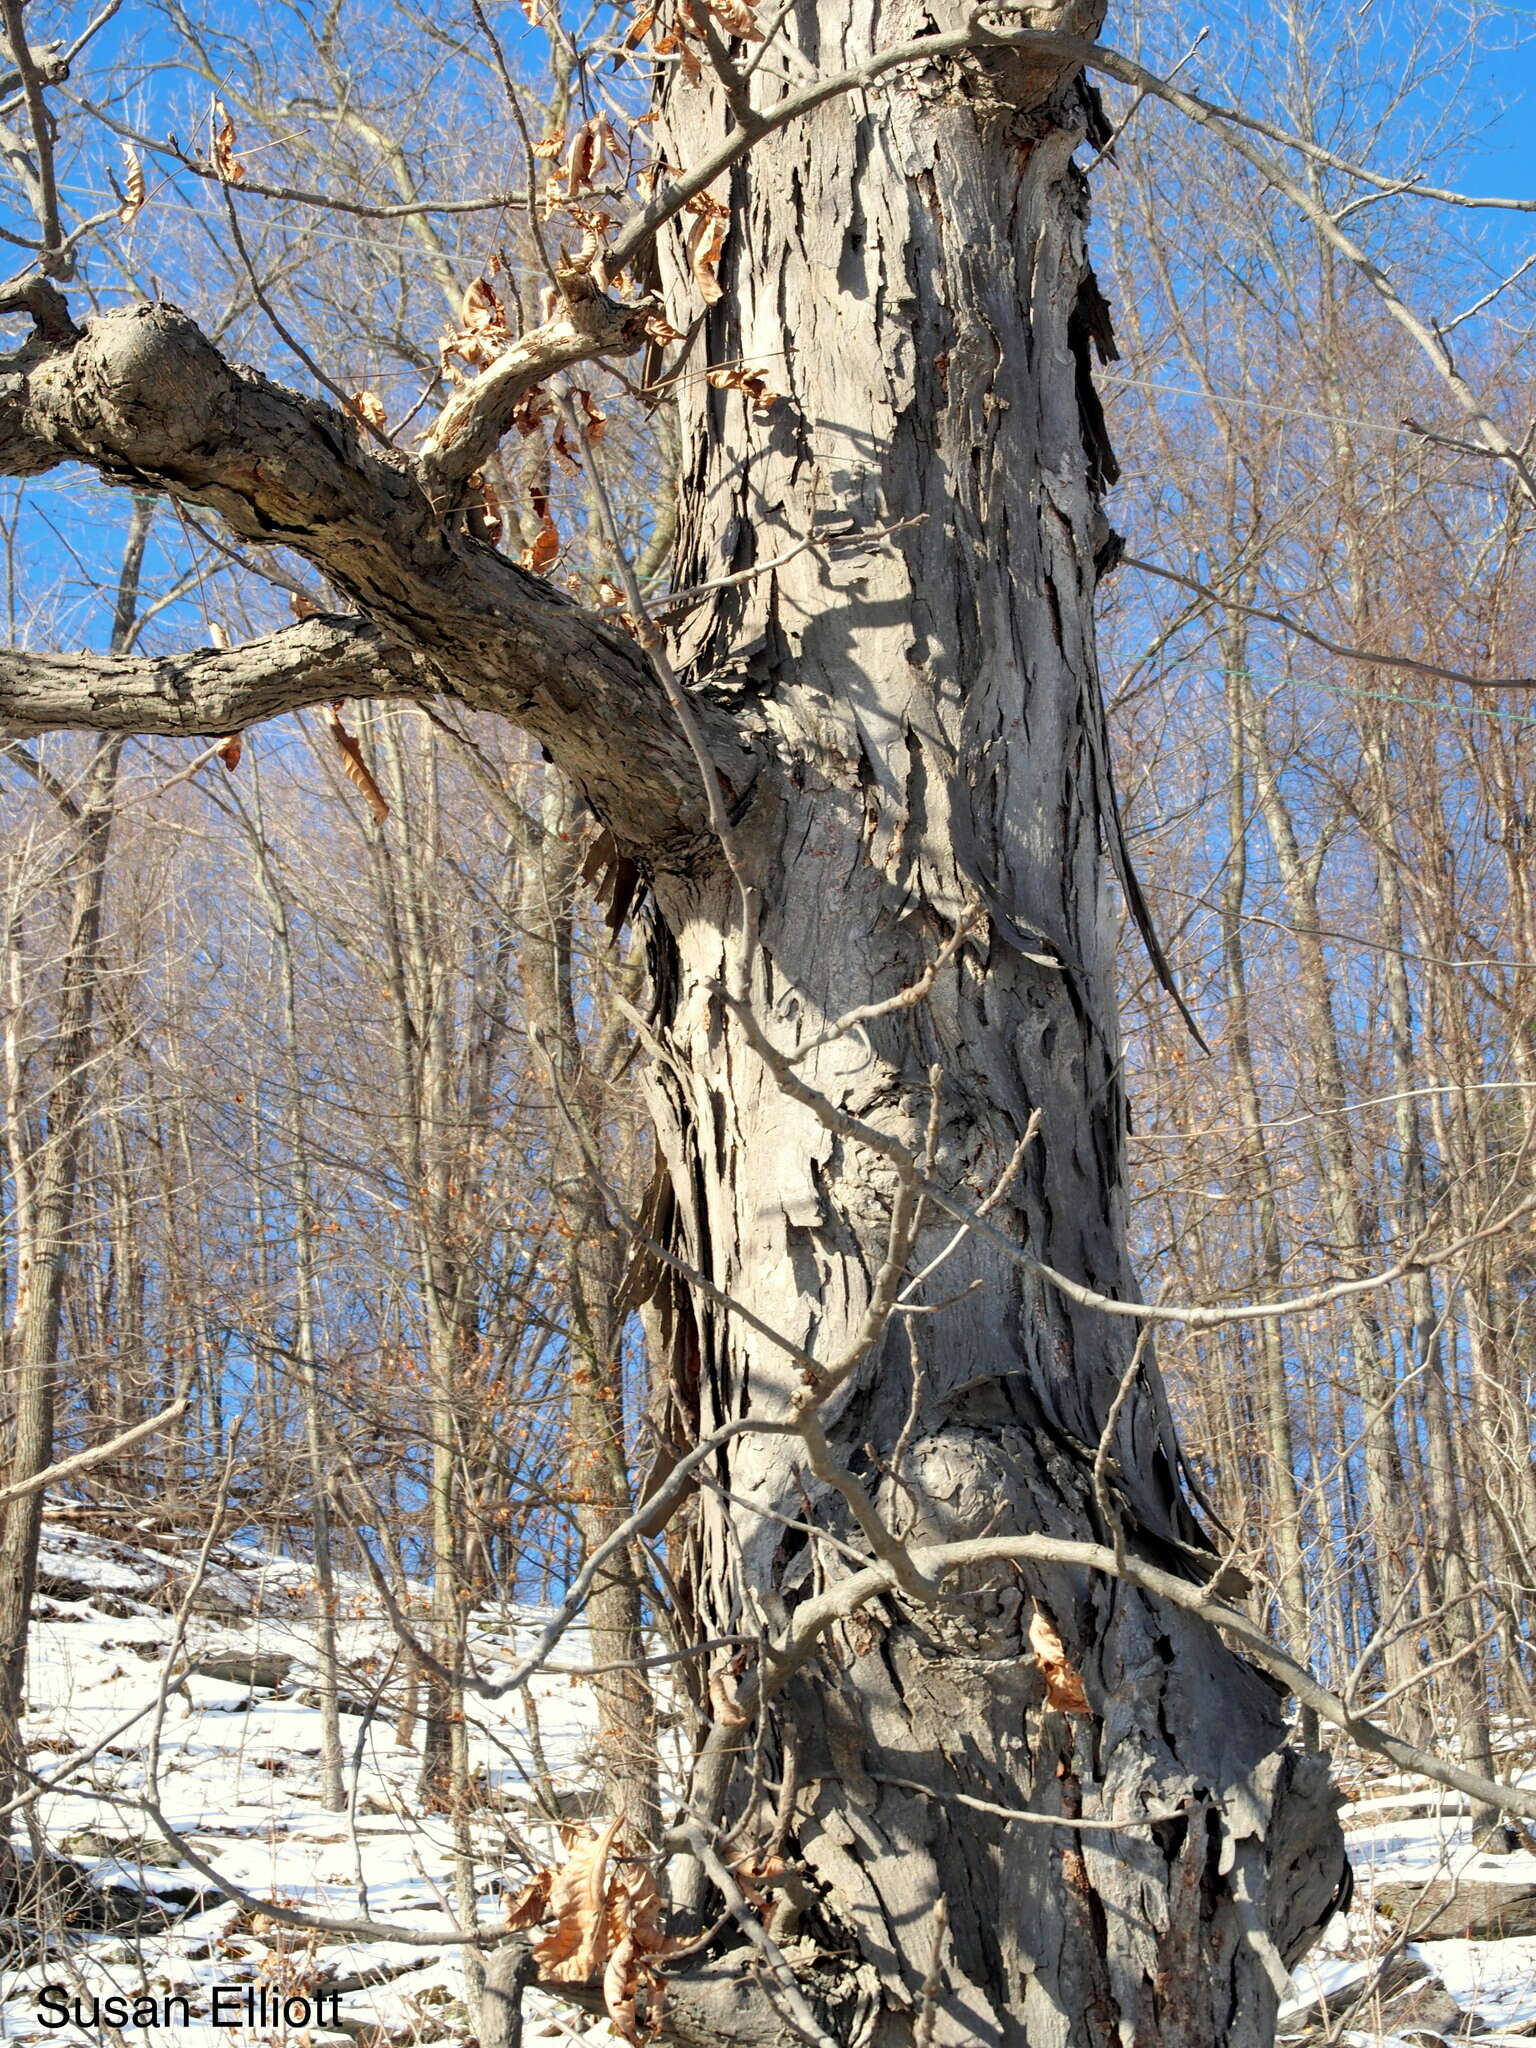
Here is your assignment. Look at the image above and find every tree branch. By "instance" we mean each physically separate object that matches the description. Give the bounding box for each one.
[0,298,726,862]
[417,257,649,503]
[1122,554,1536,691]
[0,1388,189,1507]
[769,1534,1536,1822]
[0,615,424,737]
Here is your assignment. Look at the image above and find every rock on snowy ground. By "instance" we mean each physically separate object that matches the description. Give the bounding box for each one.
[1281,1760,1536,2046]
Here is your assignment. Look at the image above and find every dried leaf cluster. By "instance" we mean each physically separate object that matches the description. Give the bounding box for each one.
[347,391,388,433]
[627,0,765,82]
[503,1819,690,2043]
[438,273,512,381]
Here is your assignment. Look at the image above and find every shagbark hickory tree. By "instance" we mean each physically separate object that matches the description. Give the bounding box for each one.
[0,2,1350,2043]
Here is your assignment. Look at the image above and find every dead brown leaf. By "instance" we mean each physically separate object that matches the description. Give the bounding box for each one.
[551,417,581,475]
[348,390,388,432]
[523,1823,691,2045]
[655,27,703,83]
[503,1868,552,1933]
[564,119,599,198]
[461,275,506,334]
[119,146,146,227]
[686,206,728,306]
[509,388,552,438]
[708,1666,748,1727]
[705,363,781,411]
[322,704,390,825]
[573,387,608,443]
[728,1850,788,1917]
[217,735,243,773]
[212,100,245,184]
[523,491,560,574]
[643,310,684,345]
[566,203,614,240]
[1028,1609,1091,1715]
[535,1816,624,1984]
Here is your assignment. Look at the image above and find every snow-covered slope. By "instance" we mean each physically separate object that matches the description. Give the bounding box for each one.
[3,1517,1534,2047]
[1280,1760,1536,2043]
[2,1518,625,2046]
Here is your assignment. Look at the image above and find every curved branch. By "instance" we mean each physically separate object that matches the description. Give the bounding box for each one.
[0,299,724,862]
[418,259,650,502]
[770,1534,1536,1823]
[0,615,425,736]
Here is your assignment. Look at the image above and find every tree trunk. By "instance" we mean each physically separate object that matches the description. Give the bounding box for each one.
[1233,666,1421,1721]
[1219,634,1313,1745]
[245,770,347,1812]
[519,776,660,1848]
[0,734,122,1796]
[630,11,1347,2040]
[0,498,152,1805]
[0,5,1356,2030]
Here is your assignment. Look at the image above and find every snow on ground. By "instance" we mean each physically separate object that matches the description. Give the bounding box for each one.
[5,1517,1536,2046]
[2,1518,655,2045]
[1281,1753,1536,2043]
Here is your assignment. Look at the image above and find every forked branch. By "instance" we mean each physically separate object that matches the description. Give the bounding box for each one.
[0,294,725,861]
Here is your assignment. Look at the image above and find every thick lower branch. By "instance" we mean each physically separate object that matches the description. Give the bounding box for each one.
[0,616,424,736]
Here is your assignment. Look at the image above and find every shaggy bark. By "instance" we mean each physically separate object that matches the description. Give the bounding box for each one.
[628,6,1346,2041]
[0,6,1348,2040]
[519,780,661,1848]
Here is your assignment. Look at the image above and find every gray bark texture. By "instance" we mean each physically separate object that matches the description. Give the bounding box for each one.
[629,6,1348,2041]
[0,4,1348,2041]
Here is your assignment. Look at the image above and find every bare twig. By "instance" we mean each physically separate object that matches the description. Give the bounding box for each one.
[770,1533,1536,1821]
[669,1818,838,2048]
[1122,554,1536,691]
[0,0,65,269]
[874,1773,1192,1833]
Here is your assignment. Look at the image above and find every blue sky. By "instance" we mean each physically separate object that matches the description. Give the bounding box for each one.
[1467,20,1536,195]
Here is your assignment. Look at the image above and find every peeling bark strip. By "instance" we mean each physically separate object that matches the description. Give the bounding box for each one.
[0,3,1349,2042]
